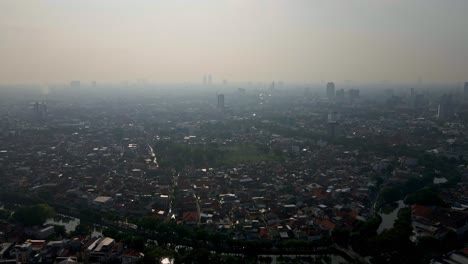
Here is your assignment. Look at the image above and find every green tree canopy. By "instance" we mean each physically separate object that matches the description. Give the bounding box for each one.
[405,187,446,206]
[12,204,55,226]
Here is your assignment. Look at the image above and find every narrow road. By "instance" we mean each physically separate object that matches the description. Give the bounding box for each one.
[147,143,159,168]
[166,173,179,221]
[194,193,201,226]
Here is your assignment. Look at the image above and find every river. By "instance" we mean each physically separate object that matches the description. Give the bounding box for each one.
[45,214,103,237]
[258,254,347,264]
[377,200,406,234]
[147,143,159,167]
[46,214,349,262]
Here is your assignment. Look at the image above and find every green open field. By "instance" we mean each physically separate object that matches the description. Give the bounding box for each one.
[220,144,278,164]
[157,142,281,169]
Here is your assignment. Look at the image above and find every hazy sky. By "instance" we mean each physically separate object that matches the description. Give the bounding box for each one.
[1,0,467,84]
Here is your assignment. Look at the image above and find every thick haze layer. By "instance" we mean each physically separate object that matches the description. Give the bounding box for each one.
[1,0,467,84]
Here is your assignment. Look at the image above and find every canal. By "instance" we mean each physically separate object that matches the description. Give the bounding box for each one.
[377,200,406,234]
[46,214,103,237]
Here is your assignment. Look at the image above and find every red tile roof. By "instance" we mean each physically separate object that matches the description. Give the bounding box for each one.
[315,219,336,231]
[259,228,269,238]
[182,211,198,222]
[412,205,433,218]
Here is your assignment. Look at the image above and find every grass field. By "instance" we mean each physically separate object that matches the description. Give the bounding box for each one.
[220,144,278,164]
[157,141,281,169]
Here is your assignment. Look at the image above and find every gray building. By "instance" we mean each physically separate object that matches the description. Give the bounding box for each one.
[326,82,335,100]
[217,94,225,112]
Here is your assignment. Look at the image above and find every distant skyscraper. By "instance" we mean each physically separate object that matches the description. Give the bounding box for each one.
[335,89,345,102]
[92,81,97,87]
[414,94,425,108]
[208,75,212,85]
[304,87,311,98]
[327,121,338,140]
[33,102,47,121]
[326,82,335,100]
[328,111,340,122]
[70,81,80,88]
[464,82,468,101]
[203,75,207,85]
[384,89,394,98]
[217,94,225,112]
[438,94,454,120]
[349,89,360,101]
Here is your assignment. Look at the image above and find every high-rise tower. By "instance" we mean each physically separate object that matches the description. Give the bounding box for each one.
[217,94,225,112]
[438,94,454,120]
[326,82,335,100]
[464,82,468,101]
[33,102,47,121]
[70,81,80,88]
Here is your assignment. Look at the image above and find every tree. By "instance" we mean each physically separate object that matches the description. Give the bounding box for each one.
[405,187,446,206]
[79,209,101,223]
[332,228,350,247]
[0,209,11,221]
[368,208,417,263]
[12,204,55,226]
[380,187,402,204]
[102,227,120,238]
[130,236,145,251]
[184,247,210,263]
[143,246,175,264]
[138,216,162,230]
[73,224,92,236]
[54,225,67,237]
[283,239,307,251]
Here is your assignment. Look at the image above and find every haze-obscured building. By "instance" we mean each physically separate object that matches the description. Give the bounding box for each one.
[217,94,225,112]
[464,82,468,101]
[438,94,454,121]
[326,82,335,100]
[70,81,80,89]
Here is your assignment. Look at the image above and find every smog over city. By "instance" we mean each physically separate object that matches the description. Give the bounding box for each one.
[0,1,468,264]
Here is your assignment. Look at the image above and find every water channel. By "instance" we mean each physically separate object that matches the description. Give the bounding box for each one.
[258,254,347,264]
[45,214,103,237]
[45,215,347,263]
[147,143,159,167]
[377,200,406,234]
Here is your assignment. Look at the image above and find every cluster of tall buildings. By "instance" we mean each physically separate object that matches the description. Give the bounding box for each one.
[438,94,455,121]
[203,75,213,85]
[33,102,47,121]
[326,82,335,100]
[325,82,359,103]
[324,81,363,139]
[436,82,468,121]
[70,81,80,89]
[465,82,468,101]
[217,94,225,113]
